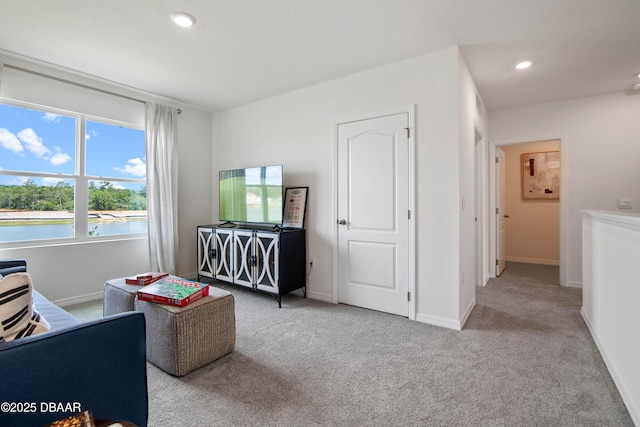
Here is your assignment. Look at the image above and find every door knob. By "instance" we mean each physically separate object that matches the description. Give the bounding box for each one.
[337,219,347,225]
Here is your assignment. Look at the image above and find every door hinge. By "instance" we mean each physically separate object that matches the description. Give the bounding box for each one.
[495,156,499,163]
[495,259,499,266]
[405,127,410,138]
[496,208,499,214]
[407,292,411,302]
[408,210,411,220]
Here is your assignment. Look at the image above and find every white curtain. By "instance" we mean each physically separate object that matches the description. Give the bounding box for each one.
[145,102,178,274]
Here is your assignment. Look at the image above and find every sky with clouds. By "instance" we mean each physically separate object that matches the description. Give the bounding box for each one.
[0,103,145,189]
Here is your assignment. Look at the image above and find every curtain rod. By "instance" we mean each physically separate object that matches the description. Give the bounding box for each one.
[2,63,182,114]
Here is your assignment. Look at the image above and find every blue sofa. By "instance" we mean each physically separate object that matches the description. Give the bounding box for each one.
[0,260,148,427]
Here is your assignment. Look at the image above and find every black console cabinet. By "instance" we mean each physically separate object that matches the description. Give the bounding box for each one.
[197,224,306,307]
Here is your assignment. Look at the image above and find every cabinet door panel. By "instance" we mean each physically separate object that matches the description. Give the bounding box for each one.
[197,227,214,278]
[234,230,254,288]
[255,232,279,294]
[215,229,234,282]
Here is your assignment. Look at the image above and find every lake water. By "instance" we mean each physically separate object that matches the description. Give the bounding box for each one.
[0,220,148,242]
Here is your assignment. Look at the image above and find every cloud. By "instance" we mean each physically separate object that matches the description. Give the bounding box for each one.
[86,130,98,141]
[43,113,61,123]
[0,128,24,154]
[41,177,67,186]
[3,176,29,186]
[17,128,51,158]
[50,147,72,166]
[4,128,70,168]
[114,157,146,177]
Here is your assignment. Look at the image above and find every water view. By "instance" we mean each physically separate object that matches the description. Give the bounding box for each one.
[0,219,148,242]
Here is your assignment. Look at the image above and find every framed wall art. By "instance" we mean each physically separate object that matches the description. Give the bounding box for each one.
[521,151,560,200]
[282,187,308,228]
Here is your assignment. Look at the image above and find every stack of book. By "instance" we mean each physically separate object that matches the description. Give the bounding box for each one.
[125,272,169,285]
[136,276,209,307]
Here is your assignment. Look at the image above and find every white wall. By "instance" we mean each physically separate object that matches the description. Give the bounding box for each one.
[489,91,640,286]
[0,55,213,304]
[581,210,640,426]
[1,238,149,305]
[212,46,481,329]
[175,107,214,278]
[458,53,488,323]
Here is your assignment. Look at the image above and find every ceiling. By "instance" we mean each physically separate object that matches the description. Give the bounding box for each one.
[1,0,639,113]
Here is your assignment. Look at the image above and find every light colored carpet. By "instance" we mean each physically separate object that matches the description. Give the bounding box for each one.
[66,263,633,426]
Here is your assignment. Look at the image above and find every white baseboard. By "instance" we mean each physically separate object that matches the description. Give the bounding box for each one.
[53,291,103,308]
[505,256,559,266]
[182,271,333,304]
[306,289,334,303]
[565,281,582,289]
[459,297,476,329]
[417,299,475,331]
[581,308,640,426]
[416,312,461,331]
[479,273,490,287]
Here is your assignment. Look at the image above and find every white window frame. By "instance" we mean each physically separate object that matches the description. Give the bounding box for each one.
[0,99,147,248]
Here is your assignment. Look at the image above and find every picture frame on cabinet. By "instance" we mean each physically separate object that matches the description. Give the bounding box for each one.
[283,187,308,229]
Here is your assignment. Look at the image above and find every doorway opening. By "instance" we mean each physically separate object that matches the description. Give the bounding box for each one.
[489,137,566,286]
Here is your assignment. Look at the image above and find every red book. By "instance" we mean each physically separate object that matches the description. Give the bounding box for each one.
[125,272,169,285]
[136,277,209,307]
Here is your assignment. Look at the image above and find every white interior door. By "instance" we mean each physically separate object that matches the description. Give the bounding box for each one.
[337,113,409,316]
[496,147,506,276]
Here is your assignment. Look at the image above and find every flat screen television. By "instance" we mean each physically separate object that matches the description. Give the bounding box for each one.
[219,165,283,225]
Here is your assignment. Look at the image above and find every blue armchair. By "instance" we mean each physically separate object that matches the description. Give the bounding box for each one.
[0,259,148,427]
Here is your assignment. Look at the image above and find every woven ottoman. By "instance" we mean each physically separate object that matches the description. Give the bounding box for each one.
[103,278,236,377]
[103,278,141,315]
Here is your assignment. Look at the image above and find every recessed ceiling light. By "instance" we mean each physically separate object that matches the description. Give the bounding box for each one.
[516,61,532,70]
[171,12,196,27]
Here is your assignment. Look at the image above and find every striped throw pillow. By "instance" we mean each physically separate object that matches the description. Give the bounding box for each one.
[0,272,50,343]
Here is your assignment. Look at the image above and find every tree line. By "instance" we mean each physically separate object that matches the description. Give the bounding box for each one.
[0,179,146,211]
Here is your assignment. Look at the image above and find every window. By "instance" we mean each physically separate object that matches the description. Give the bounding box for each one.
[0,101,147,244]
